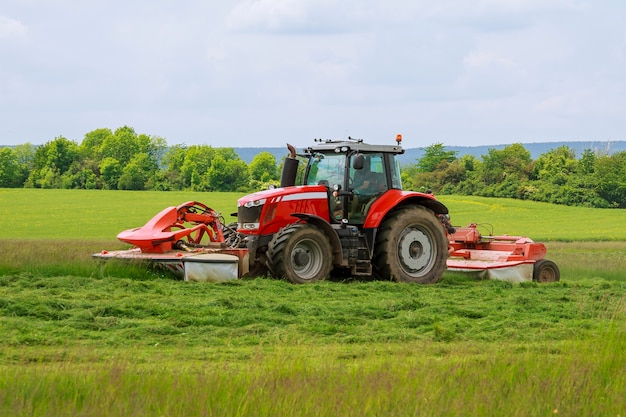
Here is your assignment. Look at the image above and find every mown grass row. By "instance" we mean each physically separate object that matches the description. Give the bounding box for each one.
[1,268,622,349]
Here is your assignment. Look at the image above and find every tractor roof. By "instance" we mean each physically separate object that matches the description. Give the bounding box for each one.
[302,139,405,155]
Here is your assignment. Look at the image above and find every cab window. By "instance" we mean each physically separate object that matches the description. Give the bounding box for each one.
[306,153,346,187]
[389,156,403,190]
[349,153,387,193]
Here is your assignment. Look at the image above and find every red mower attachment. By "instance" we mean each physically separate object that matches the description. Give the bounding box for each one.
[116,201,225,253]
[446,224,560,283]
[96,202,246,282]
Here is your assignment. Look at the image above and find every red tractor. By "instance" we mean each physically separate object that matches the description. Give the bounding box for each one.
[235,136,451,284]
[95,136,559,284]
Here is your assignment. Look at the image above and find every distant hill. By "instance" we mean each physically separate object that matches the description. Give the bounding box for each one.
[234,141,626,165]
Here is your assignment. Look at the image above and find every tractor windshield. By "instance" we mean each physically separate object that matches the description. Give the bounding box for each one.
[305,153,346,188]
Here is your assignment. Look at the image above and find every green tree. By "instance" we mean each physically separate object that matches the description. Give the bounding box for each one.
[579,149,596,175]
[180,145,216,190]
[94,126,166,190]
[80,128,113,160]
[594,152,626,208]
[249,151,278,189]
[118,153,155,190]
[480,143,532,185]
[163,145,187,173]
[400,163,420,191]
[403,153,480,194]
[34,137,79,173]
[62,163,99,189]
[0,148,23,187]
[33,166,62,188]
[206,156,250,191]
[137,133,167,167]
[13,143,36,183]
[531,146,578,184]
[416,143,457,172]
[27,137,80,188]
[158,145,187,190]
[99,126,140,166]
[99,157,123,190]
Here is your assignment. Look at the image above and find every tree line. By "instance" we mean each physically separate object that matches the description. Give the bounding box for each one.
[0,126,279,192]
[402,143,626,208]
[0,126,624,208]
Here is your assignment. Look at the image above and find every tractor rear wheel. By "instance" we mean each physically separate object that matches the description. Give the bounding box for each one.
[374,206,448,284]
[267,224,333,284]
[533,259,560,282]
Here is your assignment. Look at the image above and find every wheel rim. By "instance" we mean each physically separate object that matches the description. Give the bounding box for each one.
[290,238,324,280]
[538,266,557,282]
[397,226,434,276]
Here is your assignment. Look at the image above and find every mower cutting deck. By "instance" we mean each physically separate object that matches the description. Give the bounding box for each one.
[447,224,560,282]
[94,201,251,282]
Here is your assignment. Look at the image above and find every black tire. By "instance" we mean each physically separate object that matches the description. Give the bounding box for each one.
[222,221,235,236]
[533,259,560,283]
[266,224,333,284]
[222,222,238,245]
[373,206,448,284]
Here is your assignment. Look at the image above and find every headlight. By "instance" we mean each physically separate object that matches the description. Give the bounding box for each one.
[244,199,266,208]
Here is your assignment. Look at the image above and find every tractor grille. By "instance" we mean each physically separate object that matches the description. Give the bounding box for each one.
[238,205,262,224]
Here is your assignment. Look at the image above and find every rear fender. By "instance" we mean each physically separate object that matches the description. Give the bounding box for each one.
[291,213,344,266]
[362,190,449,229]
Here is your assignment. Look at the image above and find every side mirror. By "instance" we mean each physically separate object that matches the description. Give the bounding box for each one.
[353,153,364,170]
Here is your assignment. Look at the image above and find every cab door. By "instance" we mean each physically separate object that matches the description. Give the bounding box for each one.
[348,152,388,223]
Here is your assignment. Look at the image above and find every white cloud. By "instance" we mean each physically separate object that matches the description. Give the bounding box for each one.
[228,0,338,33]
[463,52,516,69]
[536,95,567,112]
[0,15,26,39]
[416,0,586,32]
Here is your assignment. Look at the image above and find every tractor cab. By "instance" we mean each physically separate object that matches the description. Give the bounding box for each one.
[302,138,404,223]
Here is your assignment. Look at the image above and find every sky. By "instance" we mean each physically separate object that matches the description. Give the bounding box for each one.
[1,0,625,149]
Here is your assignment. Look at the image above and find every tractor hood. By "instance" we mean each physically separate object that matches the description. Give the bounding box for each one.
[237,185,330,234]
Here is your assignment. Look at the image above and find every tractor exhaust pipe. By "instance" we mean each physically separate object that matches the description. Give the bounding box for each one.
[280,143,299,187]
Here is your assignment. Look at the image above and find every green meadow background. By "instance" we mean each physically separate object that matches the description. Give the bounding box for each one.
[2,188,626,241]
[0,188,624,417]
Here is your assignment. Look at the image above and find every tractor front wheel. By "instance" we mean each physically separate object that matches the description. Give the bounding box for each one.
[374,206,448,284]
[533,259,560,282]
[267,224,333,284]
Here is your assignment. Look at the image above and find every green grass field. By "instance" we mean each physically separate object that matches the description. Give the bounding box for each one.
[0,189,624,416]
[2,188,626,240]
[440,195,626,241]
